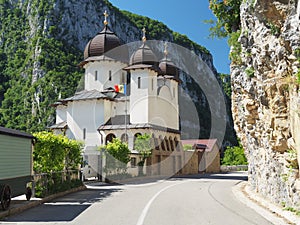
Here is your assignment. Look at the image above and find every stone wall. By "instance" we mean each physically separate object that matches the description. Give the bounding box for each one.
[231,0,300,208]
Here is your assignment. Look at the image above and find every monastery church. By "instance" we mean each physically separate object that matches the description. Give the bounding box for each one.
[50,11,187,175]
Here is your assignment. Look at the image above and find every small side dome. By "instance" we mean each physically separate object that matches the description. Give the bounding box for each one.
[158,42,179,80]
[130,43,158,66]
[84,25,121,60]
[124,28,159,71]
[159,57,179,79]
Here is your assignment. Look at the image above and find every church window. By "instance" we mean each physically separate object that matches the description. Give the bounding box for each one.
[109,70,112,81]
[127,72,131,85]
[174,137,180,151]
[165,137,170,151]
[159,135,165,150]
[152,134,159,150]
[169,137,175,151]
[131,158,137,167]
[105,133,116,144]
[134,133,142,149]
[138,77,141,88]
[121,133,128,143]
[83,128,86,140]
[95,71,98,81]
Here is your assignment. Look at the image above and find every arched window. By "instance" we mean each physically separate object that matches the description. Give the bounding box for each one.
[159,135,165,151]
[169,137,175,151]
[174,137,180,151]
[133,133,142,149]
[152,134,159,150]
[138,77,141,89]
[109,70,112,81]
[165,137,170,151]
[121,133,128,143]
[105,133,116,144]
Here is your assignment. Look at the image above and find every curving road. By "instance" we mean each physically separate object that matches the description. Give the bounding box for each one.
[0,172,273,225]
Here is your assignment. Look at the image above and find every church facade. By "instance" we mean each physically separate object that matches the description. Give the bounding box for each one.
[50,12,186,176]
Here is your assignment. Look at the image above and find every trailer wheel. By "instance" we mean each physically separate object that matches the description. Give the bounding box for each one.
[0,184,11,210]
[26,187,32,201]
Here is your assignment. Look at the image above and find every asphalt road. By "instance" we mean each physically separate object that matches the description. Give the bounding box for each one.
[0,172,274,225]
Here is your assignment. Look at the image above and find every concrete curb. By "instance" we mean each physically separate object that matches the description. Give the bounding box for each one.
[233,181,300,225]
[0,185,87,219]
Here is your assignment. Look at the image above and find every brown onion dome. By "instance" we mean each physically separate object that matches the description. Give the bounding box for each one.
[159,57,179,79]
[130,42,158,66]
[83,25,121,60]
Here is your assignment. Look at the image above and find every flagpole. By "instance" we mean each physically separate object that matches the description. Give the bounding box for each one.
[124,83,127,142]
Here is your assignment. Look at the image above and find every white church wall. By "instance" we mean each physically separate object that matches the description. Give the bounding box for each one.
[130,69,150,124]
[66,99,105,149]
[149,93,179,130]
[148,70,158,96]
[170,79,178,105]
[84,61,127,91]
[56,104,67,124]
[114,100,127,116]
[104,100,113,123]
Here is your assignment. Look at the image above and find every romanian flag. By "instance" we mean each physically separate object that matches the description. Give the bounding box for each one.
[114,84,126,94]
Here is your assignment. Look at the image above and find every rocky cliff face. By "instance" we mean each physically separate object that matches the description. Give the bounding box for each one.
[232,0,300,208]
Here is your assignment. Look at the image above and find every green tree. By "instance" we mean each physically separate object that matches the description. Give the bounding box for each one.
[134,133,152,175]
[33,131,83,173]
[207,0,242,38]
[222,143,248,165]
[104,138,131,175]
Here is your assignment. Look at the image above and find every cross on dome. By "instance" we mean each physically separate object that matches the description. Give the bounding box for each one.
[103,10,109,25]
[142,27,147,42]
[164,42,168,56]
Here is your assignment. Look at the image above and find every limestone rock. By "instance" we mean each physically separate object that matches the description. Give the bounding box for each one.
[231,0,300,209]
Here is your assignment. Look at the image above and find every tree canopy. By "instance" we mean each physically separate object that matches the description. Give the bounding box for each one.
[104,138,131,174]
[222,143,248,165]
[33,131,83,173]
[134,133,152,166]
[207,0,242,38]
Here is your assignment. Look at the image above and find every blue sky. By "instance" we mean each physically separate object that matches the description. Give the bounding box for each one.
[109,0,231,74]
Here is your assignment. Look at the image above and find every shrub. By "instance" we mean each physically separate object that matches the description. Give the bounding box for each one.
[228,30,242,65]
[222,144,248,165]
[103,138,131,175]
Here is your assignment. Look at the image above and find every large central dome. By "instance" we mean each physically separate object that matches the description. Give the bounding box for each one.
[83,25,121,60]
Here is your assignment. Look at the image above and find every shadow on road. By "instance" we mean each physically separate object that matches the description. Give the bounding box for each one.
[2,188,122,222]
[171,172,248,181]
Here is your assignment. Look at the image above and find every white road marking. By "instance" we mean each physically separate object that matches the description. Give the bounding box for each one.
[136,180,190,225]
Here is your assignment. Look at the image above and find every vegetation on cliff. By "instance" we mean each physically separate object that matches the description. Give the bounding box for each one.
[0,0,83,132]
[207,0,241,38]
[208,0,242,64]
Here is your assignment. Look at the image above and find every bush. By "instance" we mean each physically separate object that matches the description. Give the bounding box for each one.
[222,144,248,165]
[34,172,83,198]
[103,138,131,175]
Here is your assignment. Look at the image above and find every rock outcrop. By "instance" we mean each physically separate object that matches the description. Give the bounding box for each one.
[232,0,300,208]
